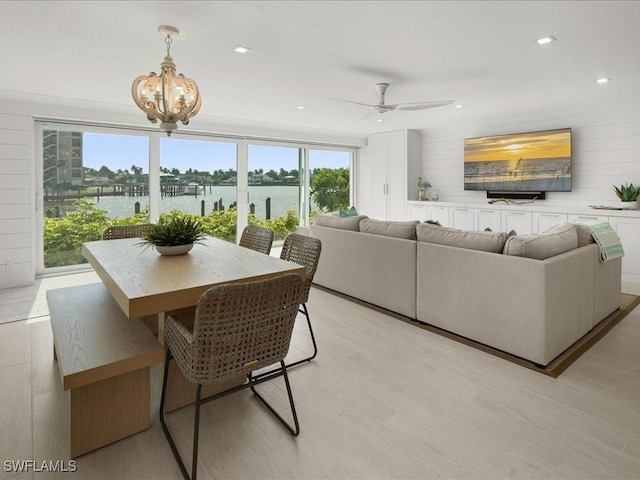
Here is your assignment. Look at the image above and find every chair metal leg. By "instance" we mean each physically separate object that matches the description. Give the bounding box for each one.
[159,349,201,480]
[286,303,317,368]
[161,354,299,480]
[253,304,317,381]
[250,361,300,436]
[191,385,202,480]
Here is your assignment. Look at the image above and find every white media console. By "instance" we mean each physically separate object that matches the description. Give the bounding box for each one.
[407,200,640,284]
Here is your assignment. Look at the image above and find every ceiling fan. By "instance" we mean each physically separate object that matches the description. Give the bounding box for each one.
[329,83,454,116]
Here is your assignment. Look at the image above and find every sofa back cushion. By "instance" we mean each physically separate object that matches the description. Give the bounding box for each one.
[359,219,420,240]
[313,213,368,231]
[416,223,510,253]
[503,223,578,259]
[574,223,596,247]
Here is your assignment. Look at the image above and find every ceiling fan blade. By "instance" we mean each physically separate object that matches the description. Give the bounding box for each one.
[328,97,376,109]
[396,100,454,111]
[363,110,379,120]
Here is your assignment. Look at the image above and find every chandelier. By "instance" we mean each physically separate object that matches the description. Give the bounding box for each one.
[131,26,201,136]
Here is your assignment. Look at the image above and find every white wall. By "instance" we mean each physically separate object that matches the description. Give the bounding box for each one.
[0,95,366,289]
[357,103,640,214]
[0,111,32,288]
[418,104,640,208]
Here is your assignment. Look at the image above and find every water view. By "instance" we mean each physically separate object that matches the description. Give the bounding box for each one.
[86,185,308,219]
[464,157,571,191]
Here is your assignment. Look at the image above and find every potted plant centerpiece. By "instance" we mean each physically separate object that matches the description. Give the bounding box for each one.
[613,183,640,210]
[138,216,207,255]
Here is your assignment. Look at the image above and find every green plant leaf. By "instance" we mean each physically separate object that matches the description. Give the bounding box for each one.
[613,182,640,202]
[138,216,206,247]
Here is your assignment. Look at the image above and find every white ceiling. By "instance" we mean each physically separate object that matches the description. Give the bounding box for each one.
[2,1,639,136]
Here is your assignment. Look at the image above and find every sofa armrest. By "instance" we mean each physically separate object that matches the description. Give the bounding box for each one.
[587,243,622,325]
[416,243,594,365]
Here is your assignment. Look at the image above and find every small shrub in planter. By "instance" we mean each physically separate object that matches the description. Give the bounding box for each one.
[138,216,206,250]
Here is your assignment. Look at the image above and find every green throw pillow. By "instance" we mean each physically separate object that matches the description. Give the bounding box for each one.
[339,206,358,217]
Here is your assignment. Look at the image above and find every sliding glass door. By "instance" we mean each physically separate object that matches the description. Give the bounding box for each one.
[309,148,353,223]
[159,137,239,242]
[37,121,356,274]
[39,125,150,271]
[247,143,301,241]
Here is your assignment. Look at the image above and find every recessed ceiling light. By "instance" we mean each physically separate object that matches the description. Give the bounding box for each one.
[376,119,384,122]
[454,104,466,109]
[297,106,305,110]
[596,77,612,84]
[536,36,556,45]
[234,45,251,54]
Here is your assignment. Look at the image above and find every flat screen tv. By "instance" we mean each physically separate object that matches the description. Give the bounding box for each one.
[463,128,572,193]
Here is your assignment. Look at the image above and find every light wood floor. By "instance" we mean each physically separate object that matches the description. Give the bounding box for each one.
[1,276,640,480]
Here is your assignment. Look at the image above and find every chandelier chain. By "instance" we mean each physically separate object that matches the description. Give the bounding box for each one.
[165,34,173,56]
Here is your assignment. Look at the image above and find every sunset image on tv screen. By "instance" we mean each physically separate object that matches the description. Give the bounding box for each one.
[463,128,572,192]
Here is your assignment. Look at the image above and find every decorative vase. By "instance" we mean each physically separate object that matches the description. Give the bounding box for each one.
[619,201,638,210]
[155,244,194,256]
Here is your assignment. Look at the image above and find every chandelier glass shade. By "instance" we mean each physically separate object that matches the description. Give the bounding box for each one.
[131,26,201,136]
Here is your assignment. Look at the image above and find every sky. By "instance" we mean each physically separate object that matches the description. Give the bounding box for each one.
[82,133,351,174]
[464,129,572,163]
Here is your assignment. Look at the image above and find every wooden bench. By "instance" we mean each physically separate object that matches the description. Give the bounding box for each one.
[47,283,164,458]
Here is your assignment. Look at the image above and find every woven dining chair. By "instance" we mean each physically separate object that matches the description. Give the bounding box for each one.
[159,272,304,480]
[277,233,322,369]
[238,224,274,255]
[102,224,152,240]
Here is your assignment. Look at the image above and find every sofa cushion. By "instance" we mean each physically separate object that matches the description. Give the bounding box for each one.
[359,219,420,240]
[574,223,596,247]
[416,223,510,253]
[503,223,578,259]
[313,213,368,231]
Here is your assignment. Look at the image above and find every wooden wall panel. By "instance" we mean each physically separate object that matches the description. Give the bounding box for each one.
[0,189,30,205]
[0,111,32,287]
[418,106,640,208]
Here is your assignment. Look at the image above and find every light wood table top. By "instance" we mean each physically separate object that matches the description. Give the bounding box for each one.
[82,236,306,319]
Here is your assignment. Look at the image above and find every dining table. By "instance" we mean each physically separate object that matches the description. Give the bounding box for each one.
[82,235,307,412]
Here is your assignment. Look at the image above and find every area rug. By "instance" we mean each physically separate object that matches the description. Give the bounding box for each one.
[408,293,640,378]
[0,271,100,325]
[315,286,640,378]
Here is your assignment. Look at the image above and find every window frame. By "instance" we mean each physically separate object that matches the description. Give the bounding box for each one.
[35,120,357,275]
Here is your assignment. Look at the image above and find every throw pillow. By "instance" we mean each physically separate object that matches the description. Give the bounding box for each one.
[416,223,510,253]
[313,213,368,231]
[359,219,420,240]
[574,223,595,247]
[339,206,358,217]
[503,223,578,259]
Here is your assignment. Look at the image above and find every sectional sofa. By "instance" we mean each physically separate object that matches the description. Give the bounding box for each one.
[309,214,622,366]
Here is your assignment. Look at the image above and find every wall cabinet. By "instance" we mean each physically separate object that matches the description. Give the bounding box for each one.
[407,204,429,222]
[450,207,474,230]
[502,210,533,235]
[406,204,451,227]
[609,216,640,284]
[369,129,421,220]
[429,206,451,227]
[567,213,610,224]
[533,212,568,233]
[476,208,501,232]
